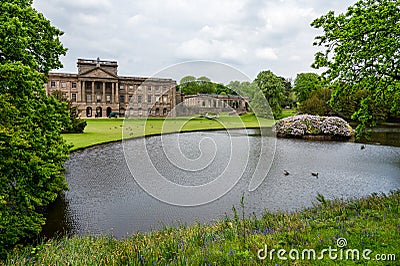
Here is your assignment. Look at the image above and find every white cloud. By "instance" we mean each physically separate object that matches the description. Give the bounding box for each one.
[177,38,247,62]
[54,0,111,10]
[255,47,278,60]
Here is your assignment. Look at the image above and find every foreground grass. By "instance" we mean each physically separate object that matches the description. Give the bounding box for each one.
[63,113,273,151]
[5,191,399,265]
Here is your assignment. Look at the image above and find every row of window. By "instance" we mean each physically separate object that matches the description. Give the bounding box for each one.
[50,81,77,89]
[50,81,170,93]
[119,84,168,92]
[83,94,169,104]
[126,95,168,104]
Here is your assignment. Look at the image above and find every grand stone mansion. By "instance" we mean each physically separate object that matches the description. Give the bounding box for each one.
[45,58,179,118]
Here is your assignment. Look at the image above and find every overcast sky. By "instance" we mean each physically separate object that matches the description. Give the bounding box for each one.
[33,0,357,82]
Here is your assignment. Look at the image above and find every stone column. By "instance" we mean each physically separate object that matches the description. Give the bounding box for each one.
[82,81,85,102]
[115,83,119,103]
[102,82,106,103]
[111,83,114,104]
[78,81,82,102]
[91,81,95,103]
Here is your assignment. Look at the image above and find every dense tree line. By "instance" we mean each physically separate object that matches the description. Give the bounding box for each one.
[177,76,236,95]
[178,71,293,119]
[0,0,70,258]
[311,0,400,135]
[51,90,87,133]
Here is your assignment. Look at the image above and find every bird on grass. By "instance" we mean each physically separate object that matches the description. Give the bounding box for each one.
[283,170,290,176]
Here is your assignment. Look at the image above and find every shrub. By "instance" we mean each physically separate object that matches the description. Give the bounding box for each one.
[298,88,333,116]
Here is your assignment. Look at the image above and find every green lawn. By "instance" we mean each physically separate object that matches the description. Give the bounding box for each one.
[6,191,399,265]
[277,108,297,119]
[63,113,273,151]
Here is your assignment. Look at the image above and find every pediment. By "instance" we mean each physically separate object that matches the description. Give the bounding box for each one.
[79,67,118,79]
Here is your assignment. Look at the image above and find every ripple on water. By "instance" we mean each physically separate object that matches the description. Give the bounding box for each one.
[42,130,400,238]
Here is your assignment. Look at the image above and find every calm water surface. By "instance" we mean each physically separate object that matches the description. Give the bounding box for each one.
[42,128,400,238]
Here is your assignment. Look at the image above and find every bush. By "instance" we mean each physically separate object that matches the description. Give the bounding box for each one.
[298,88,333,116]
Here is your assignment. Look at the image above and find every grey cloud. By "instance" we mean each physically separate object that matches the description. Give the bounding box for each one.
[33,0,358,79]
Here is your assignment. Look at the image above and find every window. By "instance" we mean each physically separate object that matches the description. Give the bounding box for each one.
[163,108,167,115]
[119,95,125,103]
[155,95,160,103]
[72,93,77,102]
[85,82,92,89]
[129,85,134,90]
[51,81,56,88]
[106,95,111,103]
[162,96,168,104]
[147,85,152,91]
[138,85,142,91]
[155,85,160,91]
[72,82,77,88]
[86,94,92,102]
[148,108,152,114]
[96,95,101,103]
[138,95,142,103]
[119,84,124,90]
[163,85,167,92]
[61,82,66,88]
[147,95,152,103]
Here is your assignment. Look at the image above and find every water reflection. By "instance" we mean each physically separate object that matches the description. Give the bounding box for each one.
[42,129,400,239]
[357,125,400,147]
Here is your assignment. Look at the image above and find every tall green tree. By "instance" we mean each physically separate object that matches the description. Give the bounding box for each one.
[311,0,400,136]
[280,77,295,108]
[0,0,69,257]
[51,90,87,133]
[299,87,334,116]
[255,70,286,117]
[196,76,215,94]
[292,73,324,103]
[178,75,197,95]
[178,75,217,95]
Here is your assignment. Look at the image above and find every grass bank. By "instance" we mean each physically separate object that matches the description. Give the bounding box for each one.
[62,113,273,151]
[5,191,399,265]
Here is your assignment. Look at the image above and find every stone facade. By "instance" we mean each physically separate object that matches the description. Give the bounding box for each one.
[177,94,249,116]
[45,58,178,118]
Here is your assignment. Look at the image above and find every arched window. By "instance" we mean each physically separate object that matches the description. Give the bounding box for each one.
[96,106,102,117]
[86,107,92,117]
[106,107,112,117]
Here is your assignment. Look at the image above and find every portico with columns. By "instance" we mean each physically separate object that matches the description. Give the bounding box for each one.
[45,58,177,118]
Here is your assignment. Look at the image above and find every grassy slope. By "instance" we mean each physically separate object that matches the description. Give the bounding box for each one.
[63,113,273,151]
[5,191,399,265]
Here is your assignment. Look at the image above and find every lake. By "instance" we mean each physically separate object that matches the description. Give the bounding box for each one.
[42,128,400,239]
